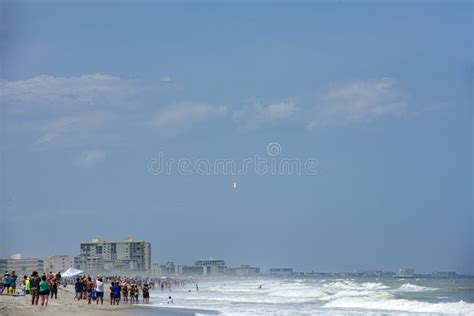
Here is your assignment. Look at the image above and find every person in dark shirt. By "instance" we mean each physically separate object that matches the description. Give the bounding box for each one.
[11,271,17,295]
[50,277,58,299]
[74,278,83,300]
[30,271,41,305]
[143,283,150,304]
[55,272,61,283]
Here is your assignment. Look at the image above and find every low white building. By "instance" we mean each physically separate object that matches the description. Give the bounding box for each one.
[44,255,76,273]
[399,268,415,277]
[269,268,293,276]
[0,258,44,275]
[235,265,260,276]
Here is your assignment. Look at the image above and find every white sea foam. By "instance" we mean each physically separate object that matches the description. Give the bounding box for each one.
[324,298,474,315]
[323,280,390,291]
[396,283,438,292]
[150,278,474,315]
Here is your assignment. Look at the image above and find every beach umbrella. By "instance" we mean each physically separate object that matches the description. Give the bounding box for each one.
[62,267,83,278]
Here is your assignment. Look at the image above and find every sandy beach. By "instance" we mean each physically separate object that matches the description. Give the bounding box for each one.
[0,286,220,316]
[0,286,131,316]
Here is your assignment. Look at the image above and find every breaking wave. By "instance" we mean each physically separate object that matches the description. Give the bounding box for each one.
[324,298,474,315]
[396,283,438,292]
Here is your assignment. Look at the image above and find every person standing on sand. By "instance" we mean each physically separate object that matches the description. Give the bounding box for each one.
[3,273,11,294]
[50,277,58,299]
[39,275,50,306]
[95,276,104,305]
[10,271,17,295]
[86,277,93,304]
[25,275,30,295]
[129,284,135,304]
[20,275,26,295]
[143,283,150,304]
[109,282,115,305]
[114,281,121,305]
[83,277,88,300]
[74,277,83,300]
[20,276,27,295]
[30,271,40,305]
[122,282,128,304]
[134,284,139,303]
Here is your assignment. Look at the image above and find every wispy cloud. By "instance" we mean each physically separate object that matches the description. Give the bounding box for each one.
[76,150,106,168]
[148,102,227,135]
[37,111,110,146]
[159,76,174,83]
[308,78,407,129]
[234,100,299,131]
[1,73,135,107]
[4,73,428,149]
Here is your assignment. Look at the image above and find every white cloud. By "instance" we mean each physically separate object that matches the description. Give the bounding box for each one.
[159,76,174,83]
[76,150,106,168]
[1,73,134,106]
[308,77,407,129]
[234,100,299,131]
[148,102,227,135]
[37,111,109,145]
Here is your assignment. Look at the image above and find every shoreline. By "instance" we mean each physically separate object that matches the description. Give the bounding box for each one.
[129,306,220,316]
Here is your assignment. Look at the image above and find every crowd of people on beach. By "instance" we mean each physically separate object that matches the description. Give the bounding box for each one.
[1,270,61,306]
[72,275,154,305]
[1,270,197,310]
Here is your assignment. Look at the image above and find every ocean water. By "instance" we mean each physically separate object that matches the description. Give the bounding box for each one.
[148,277,474,315]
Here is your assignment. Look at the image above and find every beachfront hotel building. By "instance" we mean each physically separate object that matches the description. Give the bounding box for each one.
[78,237,151,274]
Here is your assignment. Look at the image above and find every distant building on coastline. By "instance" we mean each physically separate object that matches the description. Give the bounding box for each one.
[235,265,260,276]
[432,271,457,279]
[194,259,227,275]
[178,265,206,275]
[0,257,44,275]
[74,255,104,275]
[150,263,163,276]
[269,268,294,276]
[161,262,178,275]
[396,267,415,278]
[77,237,151,274]
[355,269,396,278]
[154,260,261,277]
[44,255,76,273]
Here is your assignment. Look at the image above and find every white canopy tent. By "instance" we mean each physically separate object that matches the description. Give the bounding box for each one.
[61,267,83,278]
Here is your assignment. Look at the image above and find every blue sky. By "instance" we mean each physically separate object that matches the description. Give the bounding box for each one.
[1,0,472,273]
